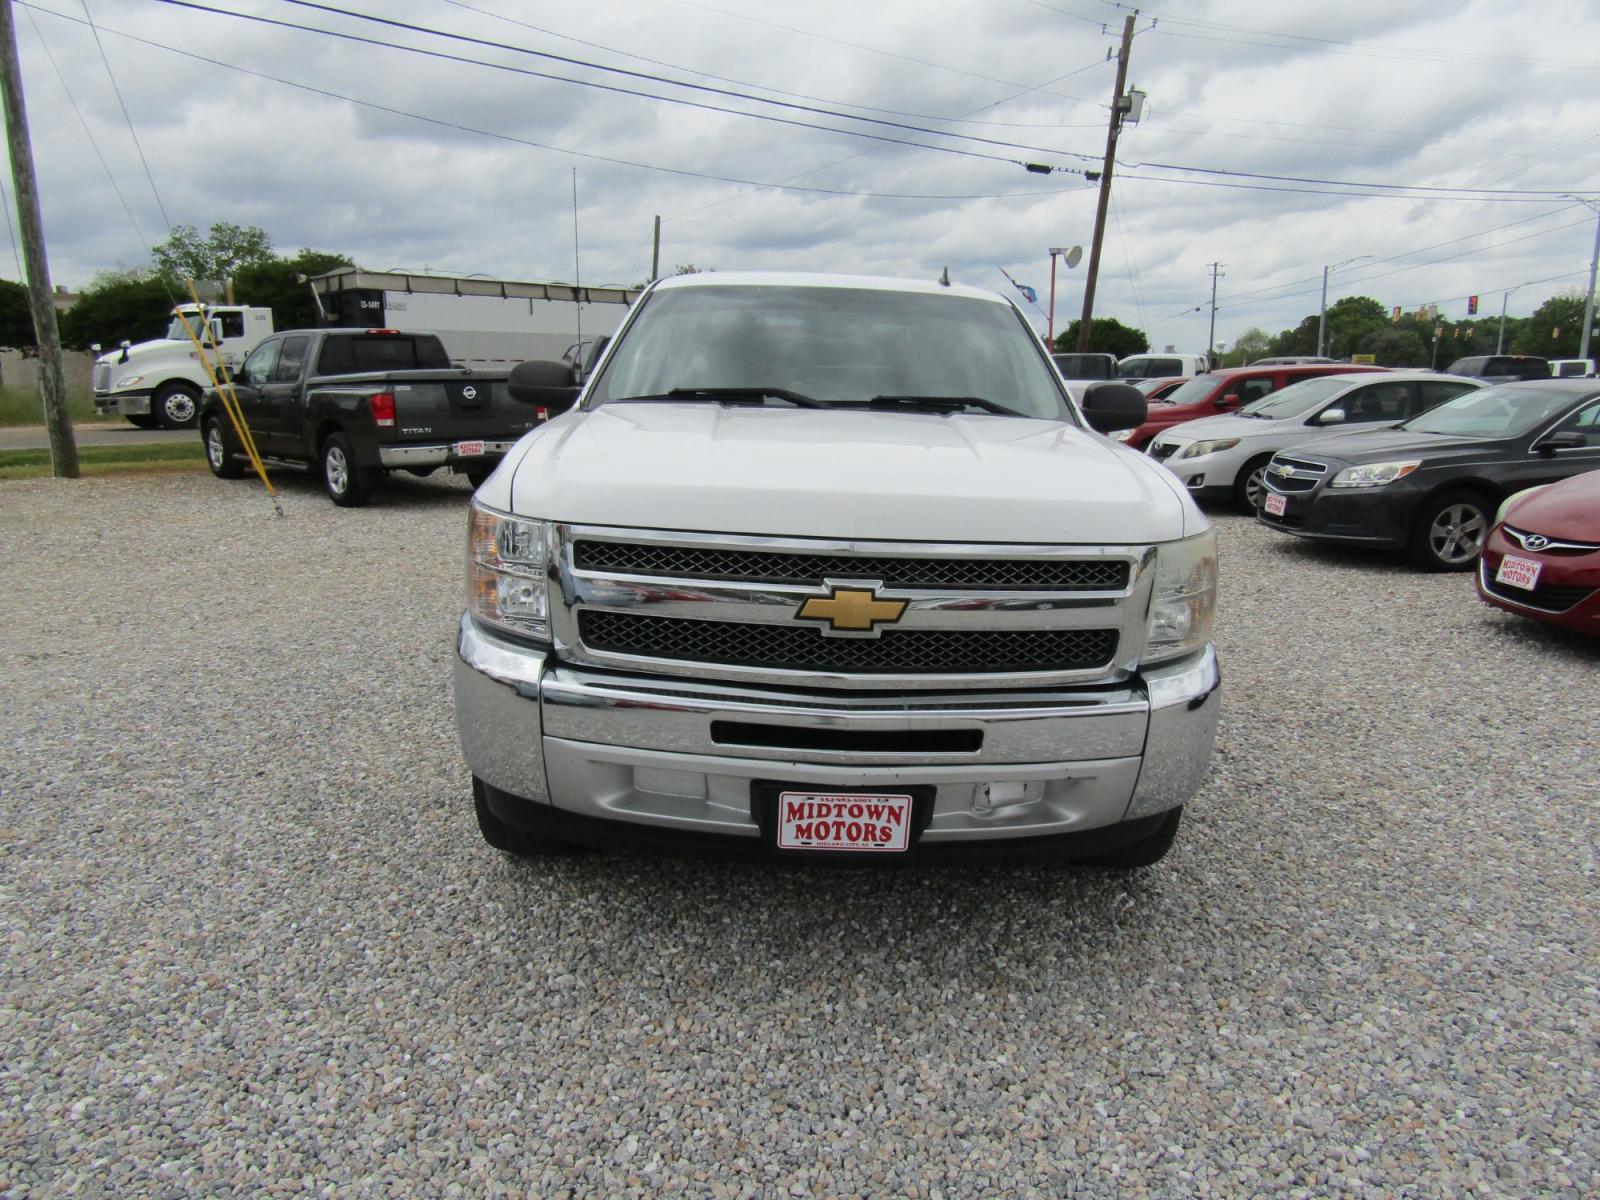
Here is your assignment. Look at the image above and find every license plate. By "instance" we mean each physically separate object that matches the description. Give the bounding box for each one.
[1495,554,1541,591]
[776,791,913,852]
[454,439,486,457]
[1264,492,1287,516]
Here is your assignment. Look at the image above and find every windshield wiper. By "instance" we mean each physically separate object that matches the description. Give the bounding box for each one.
[661,387,828,408]
[867,395,1023,416]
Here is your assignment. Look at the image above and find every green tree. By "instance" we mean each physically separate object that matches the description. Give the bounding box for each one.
[233,248,354,331]
[1222,327,1272,366]
[152,222,275,283]
[1054,316,1148,358]
[0,278,34,348]
[1357,326,1430,367]
[1322,296,1387,359]
[57,274,175,351]
[1511,292,1588,357]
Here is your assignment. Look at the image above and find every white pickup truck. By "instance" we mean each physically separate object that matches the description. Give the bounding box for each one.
[93,304,274,428]
[453,272,1220,867]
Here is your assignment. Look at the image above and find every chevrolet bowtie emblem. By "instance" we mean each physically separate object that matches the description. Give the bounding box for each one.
[797,586,907,633]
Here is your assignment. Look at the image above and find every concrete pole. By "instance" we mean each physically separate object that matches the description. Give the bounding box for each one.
[1047,250,1058,345]
[1496,290,1510,355]
[1075,14,1135,354]
[1579,204,1600,363]
[0,0,77,477]
[1316,265,1330,358]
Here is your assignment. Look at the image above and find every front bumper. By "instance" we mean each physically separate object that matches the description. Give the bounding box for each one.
[1150,444,1246,503]
[93,389,153,416]
[1477,533,1600,633]
[379,440,521,470]
[452,616,1220,856]
[1256,478,1415,547]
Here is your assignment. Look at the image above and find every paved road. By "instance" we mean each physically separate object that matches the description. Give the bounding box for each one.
[0,422,196,450]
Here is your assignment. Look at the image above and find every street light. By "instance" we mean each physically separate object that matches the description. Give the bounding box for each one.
[1496,284,1526,355]
[1318,256,1372,358]
[1047,245,1083,345]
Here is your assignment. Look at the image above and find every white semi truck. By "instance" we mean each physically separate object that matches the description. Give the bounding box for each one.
[93,305,275,428]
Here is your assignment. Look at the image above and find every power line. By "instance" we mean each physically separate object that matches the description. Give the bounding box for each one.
[150,0,1101,169]
[1116,171,1572,204]
[1129,159,1585,198]
[81,0,170,234]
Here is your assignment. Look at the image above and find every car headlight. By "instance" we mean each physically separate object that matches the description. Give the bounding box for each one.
[114,374,145,389]
[1329,459,1422,488]
[1144,530,1217,665]
[1109,428,1136,442]
[468,500,551,641]
[1179,437,1239,460]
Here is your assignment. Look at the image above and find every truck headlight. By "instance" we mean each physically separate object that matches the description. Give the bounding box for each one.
[1179,437,1239,459]
[1144,530,1217,665]
[468,500,551,641]
[1329,460,1421,488]
[114,374,145,389]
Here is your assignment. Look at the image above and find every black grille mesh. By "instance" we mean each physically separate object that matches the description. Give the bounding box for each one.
[572,541,1128,591]
[579,610,1118,674]
[1482,577,1594,613]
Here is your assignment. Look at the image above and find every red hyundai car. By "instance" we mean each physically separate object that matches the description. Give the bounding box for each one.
[1477,468,1600,634]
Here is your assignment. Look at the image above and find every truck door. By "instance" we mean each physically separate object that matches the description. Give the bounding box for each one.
[229,337,281,451]
[212,310,253,373]
[257,335,311,455]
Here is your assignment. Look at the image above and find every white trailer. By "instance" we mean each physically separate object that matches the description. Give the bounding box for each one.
[307,268,641,370]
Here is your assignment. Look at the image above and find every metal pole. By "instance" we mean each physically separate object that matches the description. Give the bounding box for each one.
[1496,290,1510,355]
[1075,14,1135,354]
[1207,262,1221,360]
[1047,251,1058,345]
[0,0,76,477]
[1579,204,1600,363]
[1316,265,1330,358]
[651,214,661,283]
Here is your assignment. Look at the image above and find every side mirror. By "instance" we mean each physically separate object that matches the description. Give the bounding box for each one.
[1219,392,1242,408]
[1317,407,1346,425]
[1536,430,1587,456]
[508,359,582,413]
[1080,381,1147,435]
[90,342,102,354]
[209,318,225,345]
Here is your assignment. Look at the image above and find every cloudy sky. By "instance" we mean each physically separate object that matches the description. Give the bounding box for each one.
[7,0,1599,352]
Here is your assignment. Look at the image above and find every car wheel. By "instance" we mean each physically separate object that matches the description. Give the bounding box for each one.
[320,432,372,506]
[1233,454,1274,511]
[151,383,201,429]
[1075,807,1182,869]
[1408,490,1491,571]
[473,777,580,857]
[203,417,245,479]
[125,413,158,429]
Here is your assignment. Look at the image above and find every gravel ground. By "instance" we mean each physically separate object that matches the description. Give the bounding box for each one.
[2,468,1598,1199]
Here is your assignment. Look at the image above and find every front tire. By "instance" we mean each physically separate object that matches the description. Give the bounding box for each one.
[204,417,245,478]
[1408,490,1491,571]
[1076,807,1183,869]
[1234,454,1274,511]
[125,413,158,429]
[320,432,372,506]
[151,383,200,429]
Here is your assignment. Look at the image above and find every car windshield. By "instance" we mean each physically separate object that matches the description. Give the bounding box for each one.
[1240,377,1350,420]
[1156,374,1224,406]
[165,312,208,340]
[1052,354,1115,380]
[590,284,1071,420]
[1400,385,1577,438]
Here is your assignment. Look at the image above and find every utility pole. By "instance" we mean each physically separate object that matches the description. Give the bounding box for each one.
[1207,262,1224,363]
[0,0,76,477]
[651,214,661,283]
[1075,13,1135,354]
[1578,201,1600,363]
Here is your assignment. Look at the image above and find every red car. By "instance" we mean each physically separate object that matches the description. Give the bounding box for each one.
[1111,363,1388,450]
[1477,469,1600,634]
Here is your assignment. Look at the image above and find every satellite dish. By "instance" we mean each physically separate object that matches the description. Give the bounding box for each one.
[1065,245,1084,269]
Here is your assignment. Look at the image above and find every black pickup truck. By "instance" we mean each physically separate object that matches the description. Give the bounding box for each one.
[200,328,545,505]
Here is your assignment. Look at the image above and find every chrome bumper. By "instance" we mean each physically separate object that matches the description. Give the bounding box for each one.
[452,616,1219,843]
[93,390,152,415]
[379,440,520,469]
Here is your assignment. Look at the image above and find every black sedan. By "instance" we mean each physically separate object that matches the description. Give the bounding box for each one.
[1256,379,1600,570]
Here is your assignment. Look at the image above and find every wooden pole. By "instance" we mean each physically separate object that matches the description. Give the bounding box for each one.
[1075,14,1135,355]
[0,0,76,477]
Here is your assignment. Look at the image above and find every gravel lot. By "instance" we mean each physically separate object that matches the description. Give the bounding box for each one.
[3,467,1598,1198]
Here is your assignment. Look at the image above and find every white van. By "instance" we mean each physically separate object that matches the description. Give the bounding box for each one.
[1549,358,1596,378]
[1118,353,1209,380]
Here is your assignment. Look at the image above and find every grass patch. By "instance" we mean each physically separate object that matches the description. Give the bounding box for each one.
[0,440,205,480]
[0,386,111,427]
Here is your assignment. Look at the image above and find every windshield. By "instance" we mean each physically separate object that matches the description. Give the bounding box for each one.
[165,312,208,341]
[1156,374,1225,407]
[590,285,1071,420]
[1240,377,1350,420]
[1052,354,1114,380]
[1118,357,1182,379]
[1401,385,1576,438]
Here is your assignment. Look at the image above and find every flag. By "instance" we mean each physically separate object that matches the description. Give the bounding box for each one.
[1014,281,1038,304]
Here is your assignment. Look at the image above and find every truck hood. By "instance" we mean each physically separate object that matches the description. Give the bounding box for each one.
[495,403,1197,543]
[96,339,193,368]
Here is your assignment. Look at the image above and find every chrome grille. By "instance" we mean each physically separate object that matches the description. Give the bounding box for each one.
[573,540,1129,591]
[93,363,110,392]
[1264,454,1326,495]
[1147,441,1180,461]
[578,610,1119,675]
